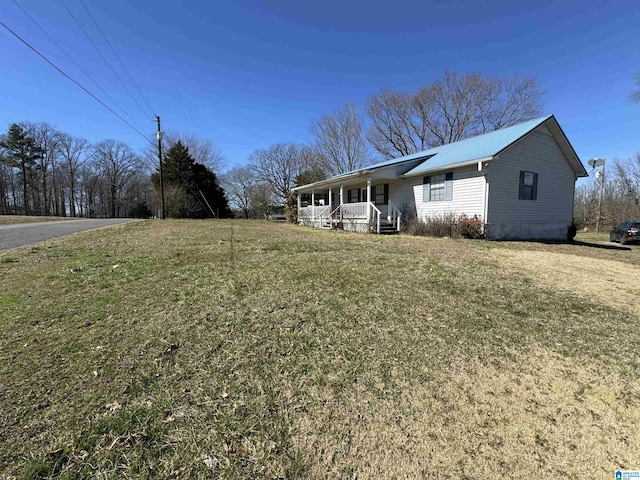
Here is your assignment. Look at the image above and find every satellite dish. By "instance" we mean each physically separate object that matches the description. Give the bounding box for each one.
[588,158,605,169]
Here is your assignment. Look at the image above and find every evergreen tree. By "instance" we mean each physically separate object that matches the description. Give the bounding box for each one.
[0,124,43,215]
[152,141,231,218]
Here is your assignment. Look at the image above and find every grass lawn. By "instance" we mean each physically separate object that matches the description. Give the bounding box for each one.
[0,215,79,226]
[1,220,639,479]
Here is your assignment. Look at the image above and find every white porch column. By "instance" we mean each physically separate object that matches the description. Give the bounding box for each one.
[366,177,372,221]
[297,192,301,221]
[311,191,315,220]
[340,184,344,204]
[328,187,332,210]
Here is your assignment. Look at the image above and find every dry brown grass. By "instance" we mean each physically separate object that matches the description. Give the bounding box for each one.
[0,215,78,225]
[296,345,640,479]
[0,220,638,478]
[488,249,640,310]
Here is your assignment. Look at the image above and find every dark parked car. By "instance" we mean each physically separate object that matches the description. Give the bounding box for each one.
[610,221,640,244]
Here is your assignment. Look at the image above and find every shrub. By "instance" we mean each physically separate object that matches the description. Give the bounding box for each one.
[407,213,458,237]
[457,214,483,239]
[407,213,484,239]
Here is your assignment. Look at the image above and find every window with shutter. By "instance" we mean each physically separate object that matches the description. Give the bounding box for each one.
[373,184,389,205]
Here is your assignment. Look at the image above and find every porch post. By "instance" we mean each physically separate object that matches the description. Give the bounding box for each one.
[297,192,301,222]
[339,184,344,204]
[311,191,315,220]
[366,177,372,221]
[328,187,332,210]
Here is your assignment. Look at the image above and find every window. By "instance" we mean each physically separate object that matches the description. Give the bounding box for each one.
[519,171,538,200]
[423,173,453,202]
[348,188,360,203]
[372,184,388,205]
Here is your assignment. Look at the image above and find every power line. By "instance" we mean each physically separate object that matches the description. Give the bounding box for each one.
[9,0,149,135]
[57,0,153,122]
[0,19,150,140]
[79,0,155,117]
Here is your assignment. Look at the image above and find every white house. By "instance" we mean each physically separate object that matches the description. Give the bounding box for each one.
[292,115,588,240]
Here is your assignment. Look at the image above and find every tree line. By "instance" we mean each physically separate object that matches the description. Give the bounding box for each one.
[0,122,153,218]
[0,122,231,219]
[574,154,640,229]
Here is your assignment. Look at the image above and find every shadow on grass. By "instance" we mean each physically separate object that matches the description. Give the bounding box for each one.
[498,238,634,251]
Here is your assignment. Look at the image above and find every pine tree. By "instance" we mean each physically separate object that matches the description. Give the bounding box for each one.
[152,141,231,218]
[0,124,43,215]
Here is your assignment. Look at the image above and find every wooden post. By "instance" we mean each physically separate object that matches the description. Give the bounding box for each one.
[366,177,372,222]
[311,191,315,221]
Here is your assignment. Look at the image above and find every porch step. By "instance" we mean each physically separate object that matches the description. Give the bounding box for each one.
[376,220,399,235]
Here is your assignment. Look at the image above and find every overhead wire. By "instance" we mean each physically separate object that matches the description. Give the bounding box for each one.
[9,0,149,136]
[0,19,150,140]
[57,0,154,122]
[79,0,155,117]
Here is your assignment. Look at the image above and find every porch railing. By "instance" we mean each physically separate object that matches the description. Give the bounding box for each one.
[387,201,402,232]
[334,202,381,233]
[317,206,331,227]
[340,202,369,219]
[298,205,330,220]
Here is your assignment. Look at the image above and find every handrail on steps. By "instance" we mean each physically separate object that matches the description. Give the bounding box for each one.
[369,202,381,233]
[387,201,402,232]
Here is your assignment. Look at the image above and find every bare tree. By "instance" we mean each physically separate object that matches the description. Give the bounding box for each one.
[146,131,225,173]
[366,89,422,157]
[222,166,258,219]
[57,134,90,217]
[23,122,62,215]
[248,143,310,202]
[93,140,143,218]
[310,101,370,175]
[250,182,276,219]
[366,71,543,158]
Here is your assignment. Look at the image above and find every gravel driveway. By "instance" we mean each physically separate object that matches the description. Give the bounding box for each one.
[0,219,141,251]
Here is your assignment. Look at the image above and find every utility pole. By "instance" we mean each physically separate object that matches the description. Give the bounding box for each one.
[589,158,606,234]
[595,161,605,233]
[156,115,165,219]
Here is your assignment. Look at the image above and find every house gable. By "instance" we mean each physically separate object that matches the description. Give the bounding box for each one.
[485,124,577,227]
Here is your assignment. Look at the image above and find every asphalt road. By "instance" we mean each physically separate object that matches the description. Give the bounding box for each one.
[0,219,141,251]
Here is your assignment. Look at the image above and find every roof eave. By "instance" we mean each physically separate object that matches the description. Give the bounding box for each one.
[399,156,495,178]
[291,170,370,192]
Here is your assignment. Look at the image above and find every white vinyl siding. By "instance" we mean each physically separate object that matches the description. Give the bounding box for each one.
[408,166,485,220]
[486,129,575,226]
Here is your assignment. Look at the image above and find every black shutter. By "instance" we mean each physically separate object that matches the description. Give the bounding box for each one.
[532,173,538,201]
[384,183,389,205]
[519,171,525,199]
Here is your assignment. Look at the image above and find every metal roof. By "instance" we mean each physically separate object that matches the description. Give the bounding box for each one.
[401,115,553,176]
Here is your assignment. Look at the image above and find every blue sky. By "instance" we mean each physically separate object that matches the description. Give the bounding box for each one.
[1,0,638,175]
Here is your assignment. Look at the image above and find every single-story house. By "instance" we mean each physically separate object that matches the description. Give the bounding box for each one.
[292,114,588,240]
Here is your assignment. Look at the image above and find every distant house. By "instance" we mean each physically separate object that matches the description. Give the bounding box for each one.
[292,115,588,240]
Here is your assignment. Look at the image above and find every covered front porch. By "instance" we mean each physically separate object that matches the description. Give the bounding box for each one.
[294,176,401,234]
